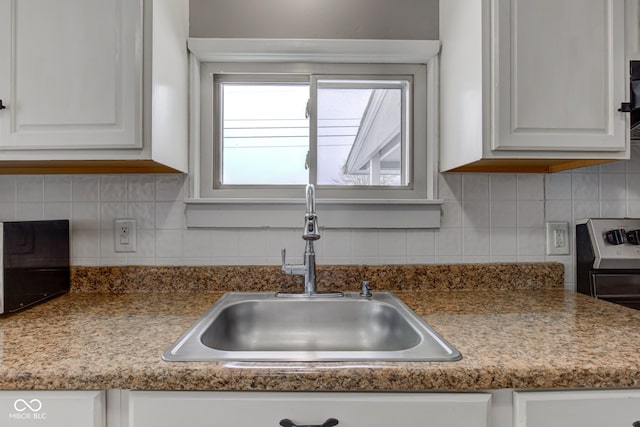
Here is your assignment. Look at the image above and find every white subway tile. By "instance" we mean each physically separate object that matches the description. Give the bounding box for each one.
[128,175,155,201]
[435,255,463,264]
[155,202,184,229]
[440,201,462,228]
[600,202,626,218]
[490,201,517,229]
[72,202,100,230]
[600,173,627,201]
[379,230,407,258]
[100,176,127,202]
[462,201,490,228]
[600,160,626,174]
[517,228,545,256]
[544,174,572,200]
[407,230,435,256]
[462,174,489,200]
[350,230,379,258]
[490,228,517,256]
[463,228,490,256]
[489,174,517,201]
[0,203,16,221]
[16,202,43,220]
[182,229,212,259]
[211,229,239,257]
[407,256,435,264]
[44,202,71,220]
[462,256,490,263]
[44,175,72,202]
[126,257,155,266]
[629,200,640,217]
[572,174,599,200]
[266,229,296,257]
[434,228,462,256]
[156,175,186,201]
[135,229,156,258]
[156,229,184,258]
[127,202,156,229]
[100,229,126,261]
[438,173,462,200]
[72,176,100,202]
[517,174,544,200]
[238,229,267,258]
[322,229,351,258]
[627,144,640,173]
[573,201,600,221]
[100,203,127,229]
[0,176,16,202]
[545,200,572,222]
[628,174,640,200]
[517,201,544,228]
[71,229,100,259]
[16,176,43,202]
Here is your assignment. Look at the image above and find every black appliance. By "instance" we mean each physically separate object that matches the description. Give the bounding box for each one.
[623,61,640,140]
[0,220,70,314]
[576,218,640,310]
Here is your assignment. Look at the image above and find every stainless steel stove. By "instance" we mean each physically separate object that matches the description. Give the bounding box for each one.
[576,218,640,310]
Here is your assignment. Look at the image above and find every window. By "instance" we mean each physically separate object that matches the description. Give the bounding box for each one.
[187,39,442,228]
[215,73,411,190]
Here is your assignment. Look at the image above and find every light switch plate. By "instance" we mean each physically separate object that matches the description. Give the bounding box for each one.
[546,221,570,255]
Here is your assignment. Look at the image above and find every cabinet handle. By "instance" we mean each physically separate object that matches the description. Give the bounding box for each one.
[619,102,633,113]
[0,99,6,110]
[279,418,339,427]
[632,422,640,427]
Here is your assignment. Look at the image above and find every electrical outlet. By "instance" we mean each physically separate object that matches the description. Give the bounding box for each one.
[545,221,570,255]
[114,219,137,253]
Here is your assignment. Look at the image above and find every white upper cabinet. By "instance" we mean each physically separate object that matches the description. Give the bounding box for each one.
[440,0,629,173]
[0,0,188,174]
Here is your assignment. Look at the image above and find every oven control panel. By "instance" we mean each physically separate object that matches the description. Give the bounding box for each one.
[581,218,640,268]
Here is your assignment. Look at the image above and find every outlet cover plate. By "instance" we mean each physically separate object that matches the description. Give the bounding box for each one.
[114,218,137,253]
[546,221,570,255]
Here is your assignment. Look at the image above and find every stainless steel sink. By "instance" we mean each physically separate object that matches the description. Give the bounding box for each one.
[163,292,461,362]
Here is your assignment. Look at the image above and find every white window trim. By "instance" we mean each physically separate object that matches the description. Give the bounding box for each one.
[186,38,443,229]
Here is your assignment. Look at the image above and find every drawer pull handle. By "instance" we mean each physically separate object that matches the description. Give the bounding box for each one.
[279,418,339,427]
[0,99,6,110]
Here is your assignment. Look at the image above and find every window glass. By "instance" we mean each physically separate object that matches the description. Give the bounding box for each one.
[216,76,411,189]
[220,83,309,185]
[316,79,408,186]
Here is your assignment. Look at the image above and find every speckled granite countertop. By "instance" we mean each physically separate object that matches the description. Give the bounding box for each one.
[1,263,639,391]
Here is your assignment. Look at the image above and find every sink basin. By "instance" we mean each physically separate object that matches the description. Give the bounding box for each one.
[163,292,461,362]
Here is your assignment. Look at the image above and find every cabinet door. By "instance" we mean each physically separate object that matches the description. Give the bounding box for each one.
[492,0,626,152]
[0,390,105,427]
[0,0,141,152]
[514,390,640,427]
[129,391,490,427]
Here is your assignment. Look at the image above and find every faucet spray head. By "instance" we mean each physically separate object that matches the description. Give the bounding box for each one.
[303,184,320,241]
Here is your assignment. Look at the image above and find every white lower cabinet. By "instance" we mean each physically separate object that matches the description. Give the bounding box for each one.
[513,390,640,427]
[0,390,104,427]
[128,391,491,427]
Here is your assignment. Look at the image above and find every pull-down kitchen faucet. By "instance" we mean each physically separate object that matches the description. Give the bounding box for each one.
[280,184,341,297]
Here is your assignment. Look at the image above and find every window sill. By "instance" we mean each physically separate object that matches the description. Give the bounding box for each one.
[188,38,441,64]
[185,198,443,229]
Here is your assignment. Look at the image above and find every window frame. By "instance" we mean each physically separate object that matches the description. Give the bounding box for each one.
[202,63,424,200]
[186,39,442,229]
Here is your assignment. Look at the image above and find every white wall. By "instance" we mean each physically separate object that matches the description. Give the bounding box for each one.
[1,142,639,289]
[189,0,439,40]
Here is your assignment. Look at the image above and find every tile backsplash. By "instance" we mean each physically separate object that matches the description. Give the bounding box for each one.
[1,144,639,289]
